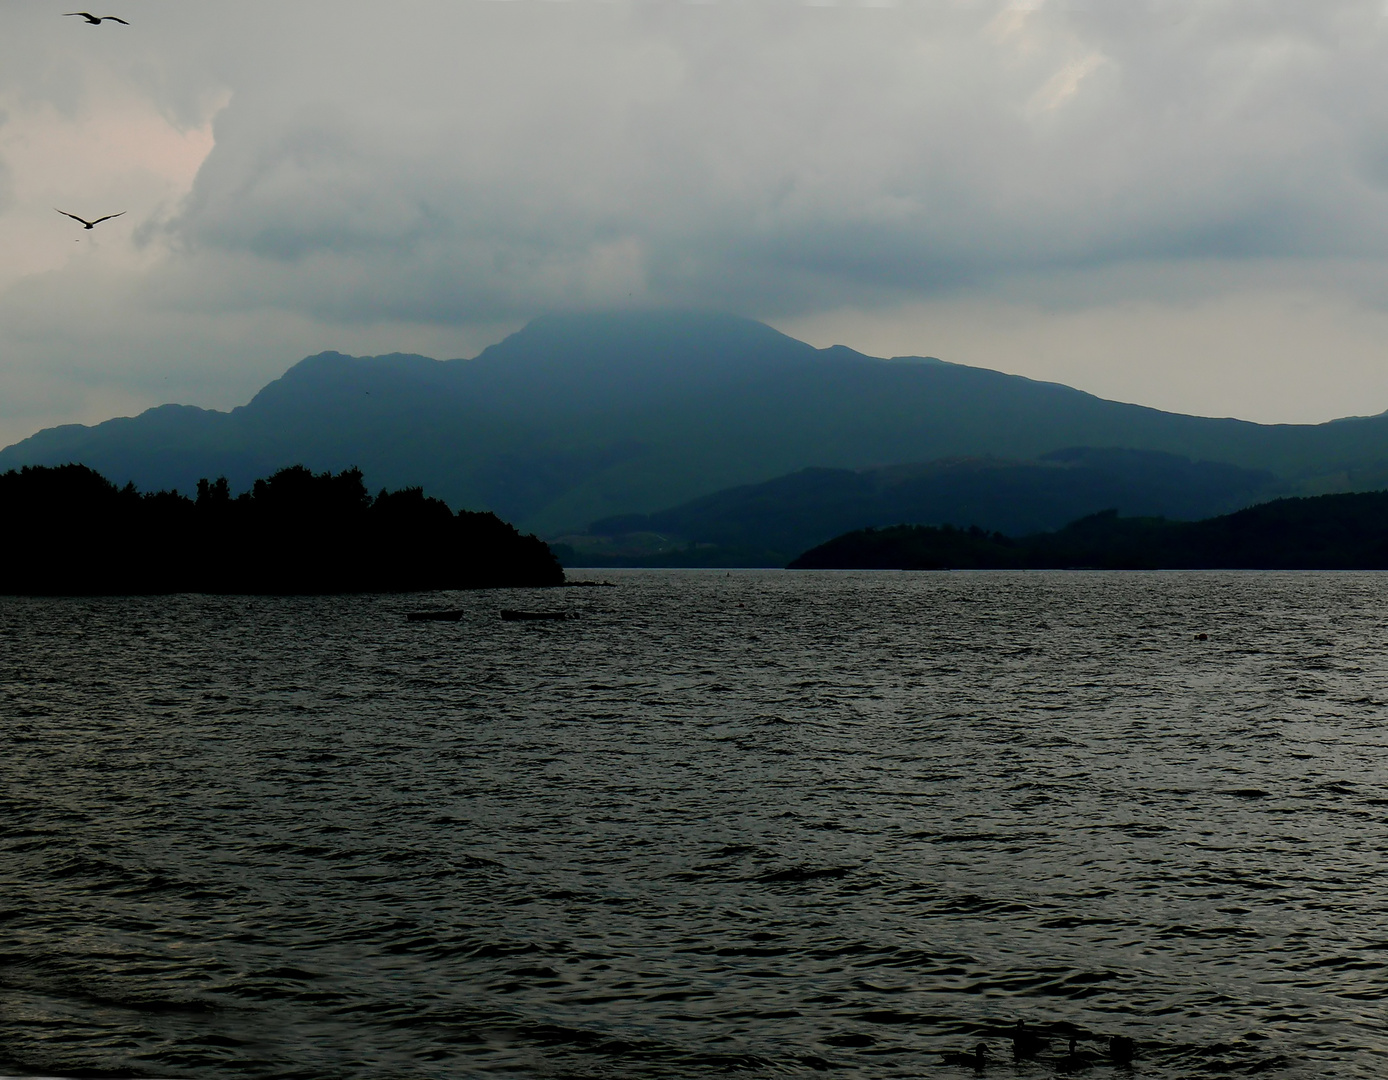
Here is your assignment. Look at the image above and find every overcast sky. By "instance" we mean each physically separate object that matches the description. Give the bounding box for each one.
[4,0,1388,446]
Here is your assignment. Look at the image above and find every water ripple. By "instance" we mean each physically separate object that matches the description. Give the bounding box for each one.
[3,571,1388,1077]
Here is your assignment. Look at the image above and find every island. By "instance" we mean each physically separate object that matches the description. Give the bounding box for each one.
[788,491,1388,570]
[0,464,565,594]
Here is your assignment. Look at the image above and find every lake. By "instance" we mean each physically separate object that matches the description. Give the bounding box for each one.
[2,570,1387,1078]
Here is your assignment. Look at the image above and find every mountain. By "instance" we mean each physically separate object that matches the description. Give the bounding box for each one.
[556,448,1278,566]
[788,491,1388,571]
[6,311,1388,536]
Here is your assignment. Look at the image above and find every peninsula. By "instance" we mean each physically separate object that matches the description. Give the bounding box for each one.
[0,464,565,594]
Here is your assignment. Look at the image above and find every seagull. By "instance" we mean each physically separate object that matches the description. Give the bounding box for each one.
[63,12,129,24]
[55,209,126,230]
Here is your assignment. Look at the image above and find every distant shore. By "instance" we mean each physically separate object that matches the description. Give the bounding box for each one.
[790,491,1388,571]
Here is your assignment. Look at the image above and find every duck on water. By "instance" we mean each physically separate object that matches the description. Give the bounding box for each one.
[939,1024,1135,1071]
[1009,1022,1137,1068]
[1012,1020,1047,1058]
[939,1043,987,1071]
[1057,1036,1095,1072]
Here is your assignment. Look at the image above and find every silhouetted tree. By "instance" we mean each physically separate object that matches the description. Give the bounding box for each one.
[0,464,564,594]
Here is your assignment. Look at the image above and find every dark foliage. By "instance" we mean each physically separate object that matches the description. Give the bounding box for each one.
[0,463,564,595]
[788,491,1388,570]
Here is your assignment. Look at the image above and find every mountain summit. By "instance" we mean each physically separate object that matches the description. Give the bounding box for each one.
[4,311,1388,535]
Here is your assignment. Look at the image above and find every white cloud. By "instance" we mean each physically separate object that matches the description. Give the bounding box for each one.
[1026,51,1108,115]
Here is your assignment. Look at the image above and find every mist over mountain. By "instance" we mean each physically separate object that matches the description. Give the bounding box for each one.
[5,312,1388,537]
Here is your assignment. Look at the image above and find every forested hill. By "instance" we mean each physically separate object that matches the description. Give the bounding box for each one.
[0,464,563,595]
[562,447,1278,567]
[789,491,1388,571]
[6,312,1388,536]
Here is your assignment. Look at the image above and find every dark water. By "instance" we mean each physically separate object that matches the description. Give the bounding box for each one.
[3,570,1388,1079]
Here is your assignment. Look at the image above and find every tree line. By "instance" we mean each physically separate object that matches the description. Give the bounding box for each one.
[0,464,564,594]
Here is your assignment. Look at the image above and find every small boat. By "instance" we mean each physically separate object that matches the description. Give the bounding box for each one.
[406,609,464,622]
[500,609,571,621]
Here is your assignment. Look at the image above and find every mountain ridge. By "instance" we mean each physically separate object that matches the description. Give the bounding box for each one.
[555,447,1280,567]
[5,311,1388,535]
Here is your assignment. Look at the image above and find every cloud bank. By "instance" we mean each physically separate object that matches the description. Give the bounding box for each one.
[5,0,1388,442]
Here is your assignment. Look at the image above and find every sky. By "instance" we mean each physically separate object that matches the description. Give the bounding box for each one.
[5,0,1388,447]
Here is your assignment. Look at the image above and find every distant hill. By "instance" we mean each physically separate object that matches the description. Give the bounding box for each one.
[559,447,1278,566]
[789,491,1388,571]
[6,311,1388,536]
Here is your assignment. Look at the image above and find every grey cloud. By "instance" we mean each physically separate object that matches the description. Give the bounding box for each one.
[0,123,11,216]
[123,0,1388,326]
[8,0,1388,438]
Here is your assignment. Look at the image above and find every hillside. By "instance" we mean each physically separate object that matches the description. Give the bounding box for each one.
[5,312,1388,536]
[789,492,1388,571]
[558,448,1277,566]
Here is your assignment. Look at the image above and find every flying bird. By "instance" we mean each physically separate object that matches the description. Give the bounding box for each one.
[63,12,129,24]
[55,209,126,230]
